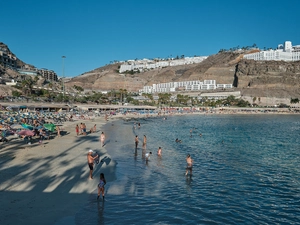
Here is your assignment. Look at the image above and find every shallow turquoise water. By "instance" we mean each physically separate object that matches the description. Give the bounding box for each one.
[77,114,300,224]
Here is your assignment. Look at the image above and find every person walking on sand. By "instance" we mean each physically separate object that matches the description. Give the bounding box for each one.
[135,135,139,149]
[97,173,106,200]
[56,126,61,137]
[76,124,79,136]
[100,132,105,147]
[143,135,147,149]
[185,154,193,176]
[87,150,98,179]
[157,147,162,156]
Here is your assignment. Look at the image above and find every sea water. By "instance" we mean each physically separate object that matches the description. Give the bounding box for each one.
[76,114,300,225]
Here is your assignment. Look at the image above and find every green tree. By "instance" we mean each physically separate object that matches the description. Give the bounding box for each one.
[12,90,21,97]
[290,98,299,104]
[21,78,35,96]
[158,93,171,106]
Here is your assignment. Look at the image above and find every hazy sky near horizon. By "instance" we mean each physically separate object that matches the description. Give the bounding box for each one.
[1,0,299,77]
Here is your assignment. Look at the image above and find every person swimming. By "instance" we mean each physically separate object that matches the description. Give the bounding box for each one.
[175,138,182,143]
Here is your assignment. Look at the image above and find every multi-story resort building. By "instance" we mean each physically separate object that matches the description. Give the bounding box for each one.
[0,47,17,68]
[17,66,58,82]
[37,69,58,82]
[243,41,300,61]
[119,56,208,73]
[139,80,233,94]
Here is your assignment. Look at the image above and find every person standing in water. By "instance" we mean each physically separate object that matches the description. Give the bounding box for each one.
[157,147,162,156]
[135,135,139,149]
[100,132,105,147]
[185,154,193,176]
[145,152,152,161]
[97,173,106,200]
[143,135,147,149]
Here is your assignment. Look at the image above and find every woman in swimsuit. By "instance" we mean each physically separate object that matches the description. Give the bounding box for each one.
[97,173,106,200]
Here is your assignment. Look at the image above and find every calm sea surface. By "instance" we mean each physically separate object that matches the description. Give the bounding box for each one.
[77,114,300,225]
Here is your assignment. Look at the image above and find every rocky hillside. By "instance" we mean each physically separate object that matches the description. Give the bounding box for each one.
[234,59,300,98]
[1,39,300,99]
[65,51,300,98]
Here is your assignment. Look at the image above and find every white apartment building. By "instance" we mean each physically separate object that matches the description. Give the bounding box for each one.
[119,56,208,73]
[139,80,232,94]
[243,41,300,62]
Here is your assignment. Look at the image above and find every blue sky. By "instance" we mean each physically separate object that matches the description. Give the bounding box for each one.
[1,0,299,77]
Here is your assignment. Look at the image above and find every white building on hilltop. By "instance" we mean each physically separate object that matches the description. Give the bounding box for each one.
[119,56,208,73]
[243,41,300,62]
[139,80,232,94]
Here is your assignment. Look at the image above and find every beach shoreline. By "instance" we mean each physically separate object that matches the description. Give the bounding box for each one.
[1,111,299,225]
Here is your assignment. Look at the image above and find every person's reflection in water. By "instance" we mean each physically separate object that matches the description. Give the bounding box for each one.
[97,200,105,225]
[134,148,138,160]
[185,175,193,193]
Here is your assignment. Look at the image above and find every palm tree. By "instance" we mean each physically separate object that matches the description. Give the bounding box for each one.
[21,78,35,96]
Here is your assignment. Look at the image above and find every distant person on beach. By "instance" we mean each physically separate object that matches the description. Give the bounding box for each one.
[157,147,162,156]
[97,173,106,200]
[145,152,152,161]
[185,154,193,176]
[138,123,141,128]
[76,124,79,136]
[135,135,139,149]
[143,135,147,149]
[56,126,61,137]
[80,123,84,135]
[83,123,87,135]
[87,150,99,179]
[100,132,105,147]
[90,124,96,134]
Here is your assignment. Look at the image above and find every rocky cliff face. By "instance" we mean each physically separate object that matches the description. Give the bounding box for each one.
[234,59,300,98]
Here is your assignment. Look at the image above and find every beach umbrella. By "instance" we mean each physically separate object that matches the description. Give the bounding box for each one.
[17,130,34,136]
[11,124,24,129]
[44,123,56,132]
[21,124,34,130]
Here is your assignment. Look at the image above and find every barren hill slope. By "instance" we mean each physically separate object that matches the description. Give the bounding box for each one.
[65,51,300,98]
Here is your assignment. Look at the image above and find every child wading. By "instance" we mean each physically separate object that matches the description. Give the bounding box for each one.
[97,173,106,200]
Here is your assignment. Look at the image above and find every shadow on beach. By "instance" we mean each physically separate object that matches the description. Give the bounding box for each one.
[0,125,117,225]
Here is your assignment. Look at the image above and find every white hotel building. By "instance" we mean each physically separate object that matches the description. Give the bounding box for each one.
[119,56,208,73]
[243,41,300,62]
[139,80,233,94]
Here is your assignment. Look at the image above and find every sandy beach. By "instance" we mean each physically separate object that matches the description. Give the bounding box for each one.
[1,108,299,225]
[0,116,118,225]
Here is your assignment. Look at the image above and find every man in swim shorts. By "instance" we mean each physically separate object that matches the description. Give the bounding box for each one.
[185,154,193,176]
[135,135,139,149]
[87,149,99,179]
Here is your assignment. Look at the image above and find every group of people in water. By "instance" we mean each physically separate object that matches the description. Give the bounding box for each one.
[134,122,193,175]
[86,120,195,202]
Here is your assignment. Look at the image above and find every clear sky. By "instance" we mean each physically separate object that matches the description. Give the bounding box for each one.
[1,0,299,77]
